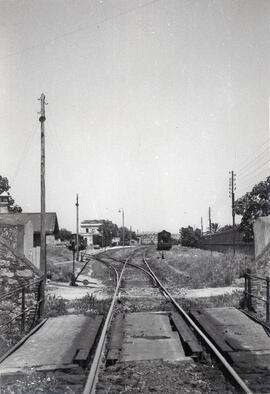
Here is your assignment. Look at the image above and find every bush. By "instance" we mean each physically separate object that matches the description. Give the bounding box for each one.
[44,294,67,317]
[180,227,201,248]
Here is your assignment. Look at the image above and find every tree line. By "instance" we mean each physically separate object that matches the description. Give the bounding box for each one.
[1,173,269,247]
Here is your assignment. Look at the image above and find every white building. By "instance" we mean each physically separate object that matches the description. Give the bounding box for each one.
[80,219,106,246]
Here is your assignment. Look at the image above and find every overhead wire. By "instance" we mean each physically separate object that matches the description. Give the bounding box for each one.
[1,0,162,61]
[236,138,269,173]
[10,127,37,186]
[237,160,270,182]
[237,146,269,176]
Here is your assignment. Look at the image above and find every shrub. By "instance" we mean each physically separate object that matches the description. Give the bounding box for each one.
[44,294,67,317]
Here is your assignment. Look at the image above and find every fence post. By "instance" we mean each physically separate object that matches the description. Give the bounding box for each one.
[244,271,248,307]
[37,279,45,320]
[21,287,25,333]
[247,268,252,310]
[266,276,270,324]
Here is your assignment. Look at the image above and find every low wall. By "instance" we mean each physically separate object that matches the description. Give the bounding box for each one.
[253,216,270,258]
[199,230,254,257]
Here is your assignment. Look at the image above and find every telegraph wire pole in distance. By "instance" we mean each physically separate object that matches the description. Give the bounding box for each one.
[229,171,236,256]
[201,216,203,234]
[39,93,47,317]
[118,208,125,251]
[208,207,212,254]
[76,194,79,261]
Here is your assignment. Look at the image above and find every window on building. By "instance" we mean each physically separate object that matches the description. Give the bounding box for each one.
[86,228,89,233]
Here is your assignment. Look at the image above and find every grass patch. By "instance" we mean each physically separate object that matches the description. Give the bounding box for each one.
[178,291,243,311]
[44,292,111,318]
[46,245,73,263]
[46,246,74,282]
[147,246,253,289]
[44,294,68,317]
[70,293,111,315]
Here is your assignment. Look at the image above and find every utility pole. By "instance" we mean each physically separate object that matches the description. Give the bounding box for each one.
[208,207,212,233]
[76,194,79,261]
[229,171,236,256]
[201,216,203,234]
[39,93,46,277]
[118,208,125,249]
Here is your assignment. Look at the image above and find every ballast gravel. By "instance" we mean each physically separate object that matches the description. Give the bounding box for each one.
[96,359,235,393]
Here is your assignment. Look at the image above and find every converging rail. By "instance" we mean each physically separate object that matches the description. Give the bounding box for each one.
[143,255,253,394]
[83,252,133,394]
[84,248,253,394]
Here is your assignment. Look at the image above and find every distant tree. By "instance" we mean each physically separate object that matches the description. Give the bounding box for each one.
[59,228,72,242]
[118,227,138,245]
[234,176,270,242]
[209,222,220,233]
[217,224,240,232]
[180,226,201,248]
[98,221,119,246]
[0,175,22,212]
[218,224,233,232]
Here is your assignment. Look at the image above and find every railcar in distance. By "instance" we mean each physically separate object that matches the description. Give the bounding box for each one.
[157,230,172,250]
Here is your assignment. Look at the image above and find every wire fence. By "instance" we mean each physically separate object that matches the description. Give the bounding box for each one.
[244,269,270,324]
[0,278,44,338]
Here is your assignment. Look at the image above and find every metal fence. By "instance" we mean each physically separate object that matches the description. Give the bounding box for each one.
[244,269,270,324]
[0,278,44,336]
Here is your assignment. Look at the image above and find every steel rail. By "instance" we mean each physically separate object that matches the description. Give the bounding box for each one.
[97,254,157,284]
[83,254,132,394]
[143,256,253,394]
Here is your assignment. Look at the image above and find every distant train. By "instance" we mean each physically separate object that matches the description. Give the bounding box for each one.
[157,230,172,250]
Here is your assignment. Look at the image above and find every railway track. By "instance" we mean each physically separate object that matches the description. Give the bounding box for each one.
[82,247,253,394]
[1,247,267,393]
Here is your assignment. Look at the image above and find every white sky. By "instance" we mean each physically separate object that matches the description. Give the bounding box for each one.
[1,0,270,233]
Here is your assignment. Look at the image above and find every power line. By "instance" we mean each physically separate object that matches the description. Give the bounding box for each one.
[237,159,270,182]
[237,169,270,193]
[237,146,269,175]
[10,128,37,186]
[236,138,269,171]
[0,0,162,60]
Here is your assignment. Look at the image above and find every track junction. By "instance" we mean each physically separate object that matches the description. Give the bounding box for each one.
[1,246,270,393]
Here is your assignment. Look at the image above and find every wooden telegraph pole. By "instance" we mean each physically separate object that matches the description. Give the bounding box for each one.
[76,194,79,261]
[39,93,47,277]
[208,207,212,233]
[229,171,236,256]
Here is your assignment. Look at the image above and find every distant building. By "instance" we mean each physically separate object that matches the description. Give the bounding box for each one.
[0,212,60,268]
[111,236,120,246]
[0,215,33,261]
[137,232,157,245]
[0,212,60,246]
[80,219,110,246]
[0,191,10,214]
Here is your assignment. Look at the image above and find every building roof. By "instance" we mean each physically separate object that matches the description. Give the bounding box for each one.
[0,191,9,197]
[0,212,59,235]
[81,219,106,224]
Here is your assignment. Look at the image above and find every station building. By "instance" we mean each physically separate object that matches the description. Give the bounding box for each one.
[80,219,111,246]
